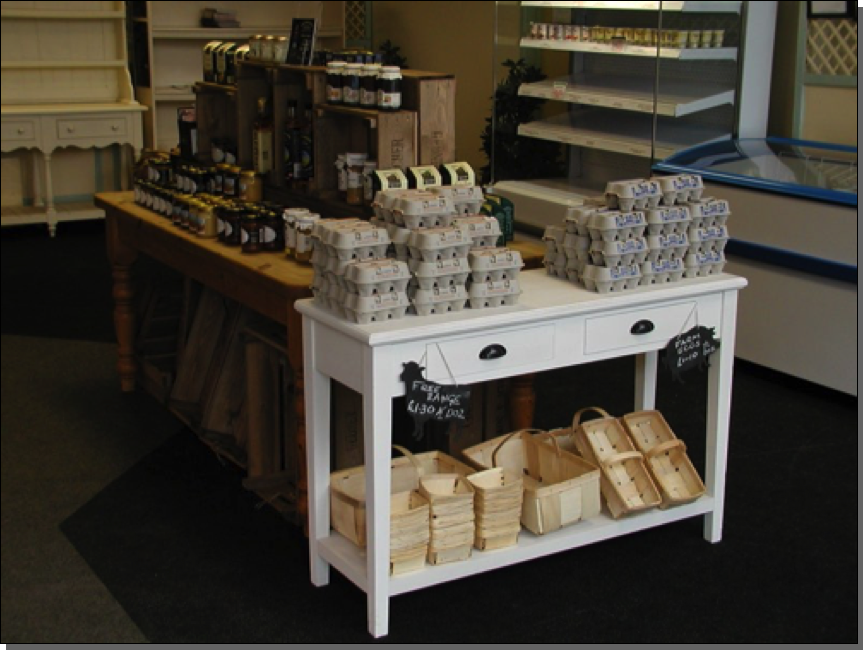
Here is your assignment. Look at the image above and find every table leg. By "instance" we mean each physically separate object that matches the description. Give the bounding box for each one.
[287,303,309,531]
[363,346,392,638]
[105,207,139,392]
[509,373,536,429]
[634,351,659,411]
[43,152,58,237]
[303,317,331,586]
[704,290,739,543]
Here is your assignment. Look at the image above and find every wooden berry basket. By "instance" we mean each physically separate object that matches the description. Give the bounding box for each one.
[462,429,601,536]
[467,467,524,550]
[621,410,706,508]
[569,407,662,519]
[418,474,475,565]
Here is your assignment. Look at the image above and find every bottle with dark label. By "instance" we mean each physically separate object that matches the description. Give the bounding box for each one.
[252,97,273,175]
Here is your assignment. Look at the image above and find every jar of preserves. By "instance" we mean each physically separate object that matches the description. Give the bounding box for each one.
[294,213,320,263]
[342,62,362,106]
[262,210,284,251]
[198,203,218,238]
[273,36,289,64]
[240,211,265,253]
[326,61,346,104]
[223,165,241,198]
[360,63,380,107]
[283,207,308,258]
[377,66,402,112]
[223,205,243,246]
[239,170,263,202]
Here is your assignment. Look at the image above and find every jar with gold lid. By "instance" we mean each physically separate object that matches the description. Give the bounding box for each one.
[239,169,263,202]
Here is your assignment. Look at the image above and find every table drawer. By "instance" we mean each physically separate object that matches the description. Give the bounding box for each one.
[584,296,721,356]
[424,324,555,382]
[1,118,38,146]
[56,116,128,140]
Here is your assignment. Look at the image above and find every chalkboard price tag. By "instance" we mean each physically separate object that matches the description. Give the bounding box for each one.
[400,361,470,439]
[664,325,720,382]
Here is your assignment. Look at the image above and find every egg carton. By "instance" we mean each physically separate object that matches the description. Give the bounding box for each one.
[343,291,411,324]
[410,285,469,316]
[563,199,606,235]
[685,198,731,227]
[646,232,691,262]
[544,255,567,278]
[323,225,390,261]
[468,278,522,309]
[409,257,471,290]
[542,225,567,254]
[312,217,362,241]
[684,250,727,278]
[393,192,457,229]
[655,174,704,205]
[343,259,412,296]
[452,215,502,248]
[433,186,485,215]
[323,255,358,292]
[639,258,686,286]
[565,256,588,285]
[646,206,692,236]
[589,237,649,267]
[562,233,591,263]
[587,211,648,242]
[582,264,642,294]
[605,178,662,211]
[407,225,473,262]
[371,189,411,223]
[688,225,729,255]
[468,247,524,283]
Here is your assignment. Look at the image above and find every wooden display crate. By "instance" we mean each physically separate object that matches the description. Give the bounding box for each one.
[402,71,456,167]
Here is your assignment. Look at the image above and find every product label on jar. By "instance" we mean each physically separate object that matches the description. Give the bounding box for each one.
[263,226,276,243]
[360,88,376,106]
[224,221,233,238]
[327,84,343,103]
[285,225,297,249]
[296,232,313,253]
[343,86,360,105]
[378,91,402,110]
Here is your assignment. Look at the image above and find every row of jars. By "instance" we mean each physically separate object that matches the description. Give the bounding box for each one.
[528,23,725,49]
[143,157,263,203]
[134,179,324,263]
[326,62,402,111]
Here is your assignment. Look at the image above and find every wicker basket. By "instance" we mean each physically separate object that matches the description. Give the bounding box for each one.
[329,445,473,548]
[569,407,662,519]
[621,410,706,508]
[418,473,475,565]
[467,467,524,550]
[462,429,601,536]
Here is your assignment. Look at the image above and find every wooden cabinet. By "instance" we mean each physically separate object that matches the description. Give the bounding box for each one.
[129,1,346,152]
[1,1,144,235]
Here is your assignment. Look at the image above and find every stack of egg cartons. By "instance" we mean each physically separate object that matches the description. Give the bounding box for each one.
[683,195,730,279]
[542,224,568,280]
[407,223,473,315]
[451,215,521,309]
[311,219,411,324]
[432,185,485,215]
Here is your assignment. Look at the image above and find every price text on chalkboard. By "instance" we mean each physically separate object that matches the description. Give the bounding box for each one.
[664,325,720,382]
[401,361,470,439]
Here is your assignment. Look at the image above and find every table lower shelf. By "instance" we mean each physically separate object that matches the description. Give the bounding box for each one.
[319,495,715,596]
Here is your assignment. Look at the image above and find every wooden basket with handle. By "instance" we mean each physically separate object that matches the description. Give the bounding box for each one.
[462,429,601,535]
[621,410,706,508]
[418,473,475,565]
[569,407,661,519]
[467,467,524,550]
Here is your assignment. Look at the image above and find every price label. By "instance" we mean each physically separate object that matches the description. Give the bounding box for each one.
[401,361,470,440]
[663,325,720,382]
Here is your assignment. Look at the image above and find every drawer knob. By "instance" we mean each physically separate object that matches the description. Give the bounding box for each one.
[479,344,507,360]
[630,320,655,335]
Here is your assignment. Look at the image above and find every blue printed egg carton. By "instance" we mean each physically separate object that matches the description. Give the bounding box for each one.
[468,247,524,283]
[407,225,473,262]
[344,291,411,324]
[655,174,704,205]
[645,205,691,236]
[685,198,731,228]
[684,250,727,278]
[582,264,642,294]
[409,257,471,290]
[432,186,485,215]
[410,285,469,316]
[452,215,502,248]
[343,259,412,297]
[468,278,522,309]
[587,211,648,242]
[605,178,662,211]
[688,225,729,255]
[646,232,690,262]
[589,237,649,267]
[639,258,686,286]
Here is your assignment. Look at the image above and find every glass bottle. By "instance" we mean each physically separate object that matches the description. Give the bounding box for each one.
[252,96,274,175]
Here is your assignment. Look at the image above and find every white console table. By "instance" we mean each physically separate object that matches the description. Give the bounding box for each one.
[297,270,747,637]
[1,103,145,236]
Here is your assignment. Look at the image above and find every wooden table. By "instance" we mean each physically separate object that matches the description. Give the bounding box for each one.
[96,190,546,523]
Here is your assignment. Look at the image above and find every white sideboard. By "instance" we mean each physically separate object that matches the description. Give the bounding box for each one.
[297,269,747,637]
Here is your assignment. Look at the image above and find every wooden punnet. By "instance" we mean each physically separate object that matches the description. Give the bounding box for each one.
[418,473,475,565]
[569,407,661,519]
[467,467,524,550]
[462,429,600,535]
[621,410,706,508]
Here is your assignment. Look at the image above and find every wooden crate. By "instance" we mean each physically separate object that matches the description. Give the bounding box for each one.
[401,71,456,167]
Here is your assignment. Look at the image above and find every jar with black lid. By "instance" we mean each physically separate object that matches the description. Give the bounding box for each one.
[261,210,284,251]
[223,206,243,246]
[377,66,402,112]
[342,62,362,106]
[240,211,264,253]
[360,63,380,107]
[326,61,346,104]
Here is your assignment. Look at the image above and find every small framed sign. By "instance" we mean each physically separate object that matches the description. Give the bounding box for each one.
[807,1,854,19]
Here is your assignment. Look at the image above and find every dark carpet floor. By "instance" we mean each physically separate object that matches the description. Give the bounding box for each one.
[2,220,858,643]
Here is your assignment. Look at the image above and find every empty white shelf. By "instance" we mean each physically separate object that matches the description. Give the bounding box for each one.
[518,109,731,159]
[519,74,735,117]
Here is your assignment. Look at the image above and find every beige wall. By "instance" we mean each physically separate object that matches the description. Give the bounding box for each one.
[801,86,857,147]
[372,1,495,171]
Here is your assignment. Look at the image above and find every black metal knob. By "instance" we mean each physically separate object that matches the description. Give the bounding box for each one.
[630,320,655,335]
[479,344,507,360]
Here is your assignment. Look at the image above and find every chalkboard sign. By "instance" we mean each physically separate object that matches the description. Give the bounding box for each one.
[664,325,720,382]
[400,361,470,440]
